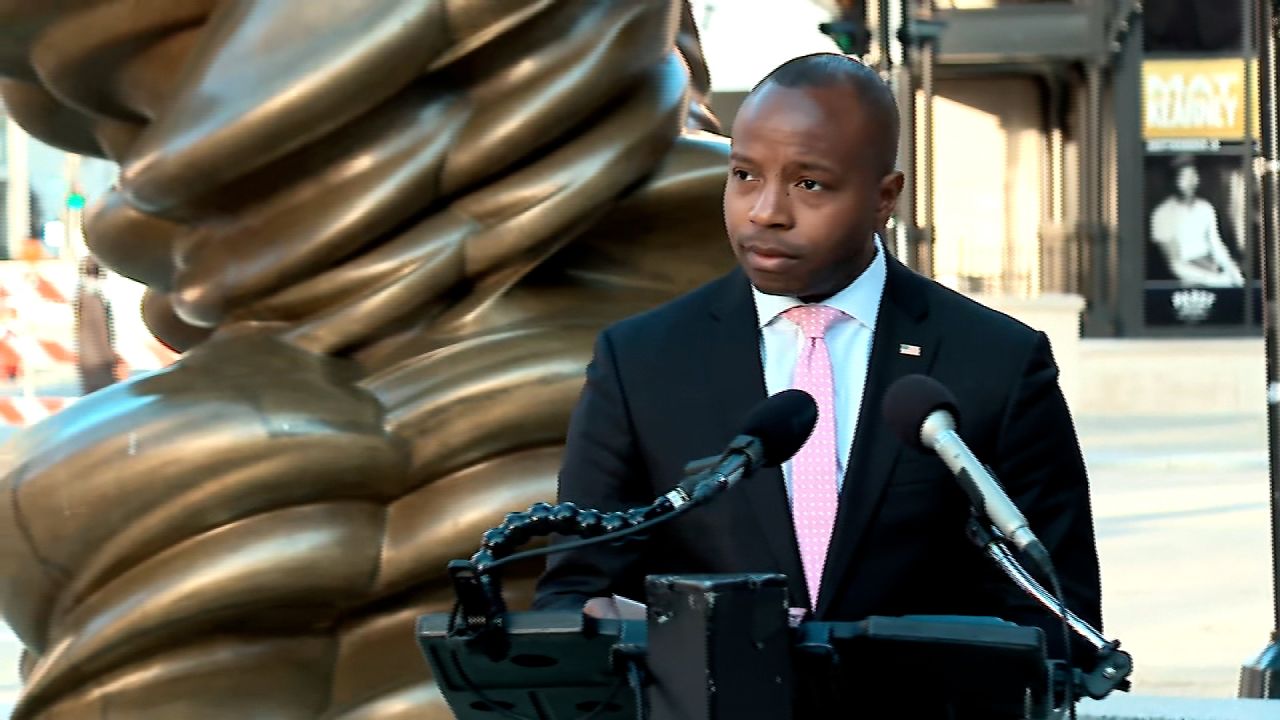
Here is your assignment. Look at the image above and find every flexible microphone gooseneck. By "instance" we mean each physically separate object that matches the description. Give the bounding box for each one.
[466,388,817,575]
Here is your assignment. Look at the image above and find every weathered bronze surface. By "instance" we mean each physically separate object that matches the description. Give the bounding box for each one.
[0,2,731,717]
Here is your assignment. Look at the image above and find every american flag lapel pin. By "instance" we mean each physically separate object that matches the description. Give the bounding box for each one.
[899,343,922,357]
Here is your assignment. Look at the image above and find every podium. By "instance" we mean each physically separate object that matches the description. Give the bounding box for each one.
[418,574,1057,719]
[418,610,639,719]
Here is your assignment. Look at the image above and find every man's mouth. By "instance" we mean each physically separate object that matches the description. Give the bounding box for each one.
[743,244,799,272]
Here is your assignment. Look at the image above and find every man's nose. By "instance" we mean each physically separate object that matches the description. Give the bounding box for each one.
[747,183,793,229]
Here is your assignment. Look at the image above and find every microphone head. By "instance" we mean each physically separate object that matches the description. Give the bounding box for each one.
[740,389,818,467]
[882,374,960,452]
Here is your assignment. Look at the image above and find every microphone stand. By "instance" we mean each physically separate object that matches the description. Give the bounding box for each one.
[965,518,1133,703]
[446,451,739,661]
[447,499,671,661]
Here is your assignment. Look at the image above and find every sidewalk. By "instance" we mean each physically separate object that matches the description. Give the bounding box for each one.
[1076,411,1272,698]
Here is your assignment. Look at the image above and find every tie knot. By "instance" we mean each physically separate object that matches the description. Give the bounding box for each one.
[783,304,846,338]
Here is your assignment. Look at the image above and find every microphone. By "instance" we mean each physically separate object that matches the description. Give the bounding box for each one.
[467,388,818,573]
[666,388,818,509]
[882,374,1054,575]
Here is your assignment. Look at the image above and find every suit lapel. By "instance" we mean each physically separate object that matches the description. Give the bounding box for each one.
[816,257,942,616]
[705,270,809,607]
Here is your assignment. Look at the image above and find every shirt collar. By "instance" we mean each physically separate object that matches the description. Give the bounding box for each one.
[751,235,888,330]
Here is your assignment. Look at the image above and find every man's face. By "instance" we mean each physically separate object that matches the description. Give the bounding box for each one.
[724,82,902,301]
[1176,165,1200,198]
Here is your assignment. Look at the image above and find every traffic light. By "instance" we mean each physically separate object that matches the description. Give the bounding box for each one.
[66,191,85,210]
[819,19,870,56]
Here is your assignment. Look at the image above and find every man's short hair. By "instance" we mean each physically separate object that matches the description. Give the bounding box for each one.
[748,53,900,176]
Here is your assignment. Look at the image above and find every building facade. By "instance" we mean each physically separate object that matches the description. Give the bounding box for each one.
[699,0,1274,337]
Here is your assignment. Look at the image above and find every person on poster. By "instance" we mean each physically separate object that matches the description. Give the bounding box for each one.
[534,53,1101,684]
[1149,157,1244,288]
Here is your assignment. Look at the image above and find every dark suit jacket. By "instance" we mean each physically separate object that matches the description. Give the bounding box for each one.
[533,256,1102,663]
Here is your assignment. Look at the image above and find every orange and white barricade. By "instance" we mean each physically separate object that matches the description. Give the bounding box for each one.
[0,259,177,427]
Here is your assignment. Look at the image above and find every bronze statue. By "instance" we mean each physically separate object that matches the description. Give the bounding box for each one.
[0,1,732,717]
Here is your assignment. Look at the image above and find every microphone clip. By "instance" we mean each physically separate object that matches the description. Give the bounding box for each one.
[676,435,765,505]
[447,559,510,661]
[1075,640,1134,699]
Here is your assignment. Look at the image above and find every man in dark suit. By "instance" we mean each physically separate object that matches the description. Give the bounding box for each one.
[533,53,1101,667]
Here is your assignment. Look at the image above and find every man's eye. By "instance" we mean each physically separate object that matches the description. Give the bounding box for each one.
[797,179,823,191]
[732,169,754,181]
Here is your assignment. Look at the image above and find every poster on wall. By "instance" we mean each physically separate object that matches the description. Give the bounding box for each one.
[1142,151,1258,326]
[1142,57,1252,143]
[1138,0,1257,331]
[1140,45,1259,328]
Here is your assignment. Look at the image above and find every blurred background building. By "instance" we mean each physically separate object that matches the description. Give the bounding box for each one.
[694,0,1267,338]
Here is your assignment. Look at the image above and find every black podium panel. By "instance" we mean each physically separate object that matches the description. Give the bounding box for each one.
[419,611,1054,719]
[417,611,641,720]
[645,574,792,720]
[796,615,1051,718]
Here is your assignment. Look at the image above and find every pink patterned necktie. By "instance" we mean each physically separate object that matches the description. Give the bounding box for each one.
[783,304,846,608]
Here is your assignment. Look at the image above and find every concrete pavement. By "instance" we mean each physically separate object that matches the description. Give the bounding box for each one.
[1078,411,1273,699]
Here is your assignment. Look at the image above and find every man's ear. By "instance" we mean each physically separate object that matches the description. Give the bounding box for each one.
[877,170,906,228]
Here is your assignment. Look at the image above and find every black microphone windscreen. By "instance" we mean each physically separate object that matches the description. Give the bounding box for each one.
[740,389,818,467]
[882,374,960,451]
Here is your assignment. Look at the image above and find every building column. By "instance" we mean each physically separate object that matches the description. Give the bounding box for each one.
[4,115,31,261]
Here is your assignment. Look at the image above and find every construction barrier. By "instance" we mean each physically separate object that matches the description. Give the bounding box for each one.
[0,259,177,427]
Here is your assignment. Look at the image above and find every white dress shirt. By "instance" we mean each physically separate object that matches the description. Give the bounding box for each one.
[750,237,887,497]
[1150,196,1220,263]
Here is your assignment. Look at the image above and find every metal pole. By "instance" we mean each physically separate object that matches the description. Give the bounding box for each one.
[918,0,935,278]
[1042,73,1068,294]
[878,0,892,73]
[893,0,917,266]
[895,65,918,265]
[1246,0,1258,327]
[1239,0,1280,697]
[1083,62,1110,334]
